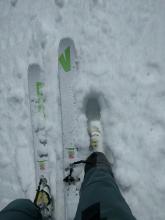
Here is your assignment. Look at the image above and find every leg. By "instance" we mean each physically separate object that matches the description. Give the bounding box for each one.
[0,199,42,220]
[74,152,136,220]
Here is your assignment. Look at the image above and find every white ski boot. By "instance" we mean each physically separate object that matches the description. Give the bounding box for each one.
[88,120,104,153]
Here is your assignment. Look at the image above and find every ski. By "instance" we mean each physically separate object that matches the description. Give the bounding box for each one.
[28,64,53,219]
[58,38,83,220]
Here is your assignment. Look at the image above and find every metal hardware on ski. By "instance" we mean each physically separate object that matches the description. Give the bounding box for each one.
[28,64,53,219]
[63,160,87,185]
[58,38,84,220]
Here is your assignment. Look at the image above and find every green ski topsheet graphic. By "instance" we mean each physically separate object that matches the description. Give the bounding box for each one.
[36,81,45,117]
[59,47,71,72]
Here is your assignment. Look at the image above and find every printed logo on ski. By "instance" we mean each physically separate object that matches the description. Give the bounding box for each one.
[35,81,45,118]
[59,47,71,72]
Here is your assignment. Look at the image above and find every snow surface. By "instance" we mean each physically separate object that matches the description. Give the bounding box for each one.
[0,0,165,219]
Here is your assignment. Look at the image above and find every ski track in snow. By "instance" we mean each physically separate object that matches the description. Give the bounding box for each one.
[0,0,165,219]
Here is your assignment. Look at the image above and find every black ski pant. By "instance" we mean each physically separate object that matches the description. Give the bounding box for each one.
[0,199,42,220]
[0,152,136,220]
[74,152,136,220]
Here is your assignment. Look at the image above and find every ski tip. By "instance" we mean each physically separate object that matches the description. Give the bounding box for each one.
[28,63,41,81]
[58,37,78,72]
[58,37,76,54]
[59,37,74,46]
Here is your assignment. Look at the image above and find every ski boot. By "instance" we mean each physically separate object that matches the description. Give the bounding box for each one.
[88,120,104,153]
